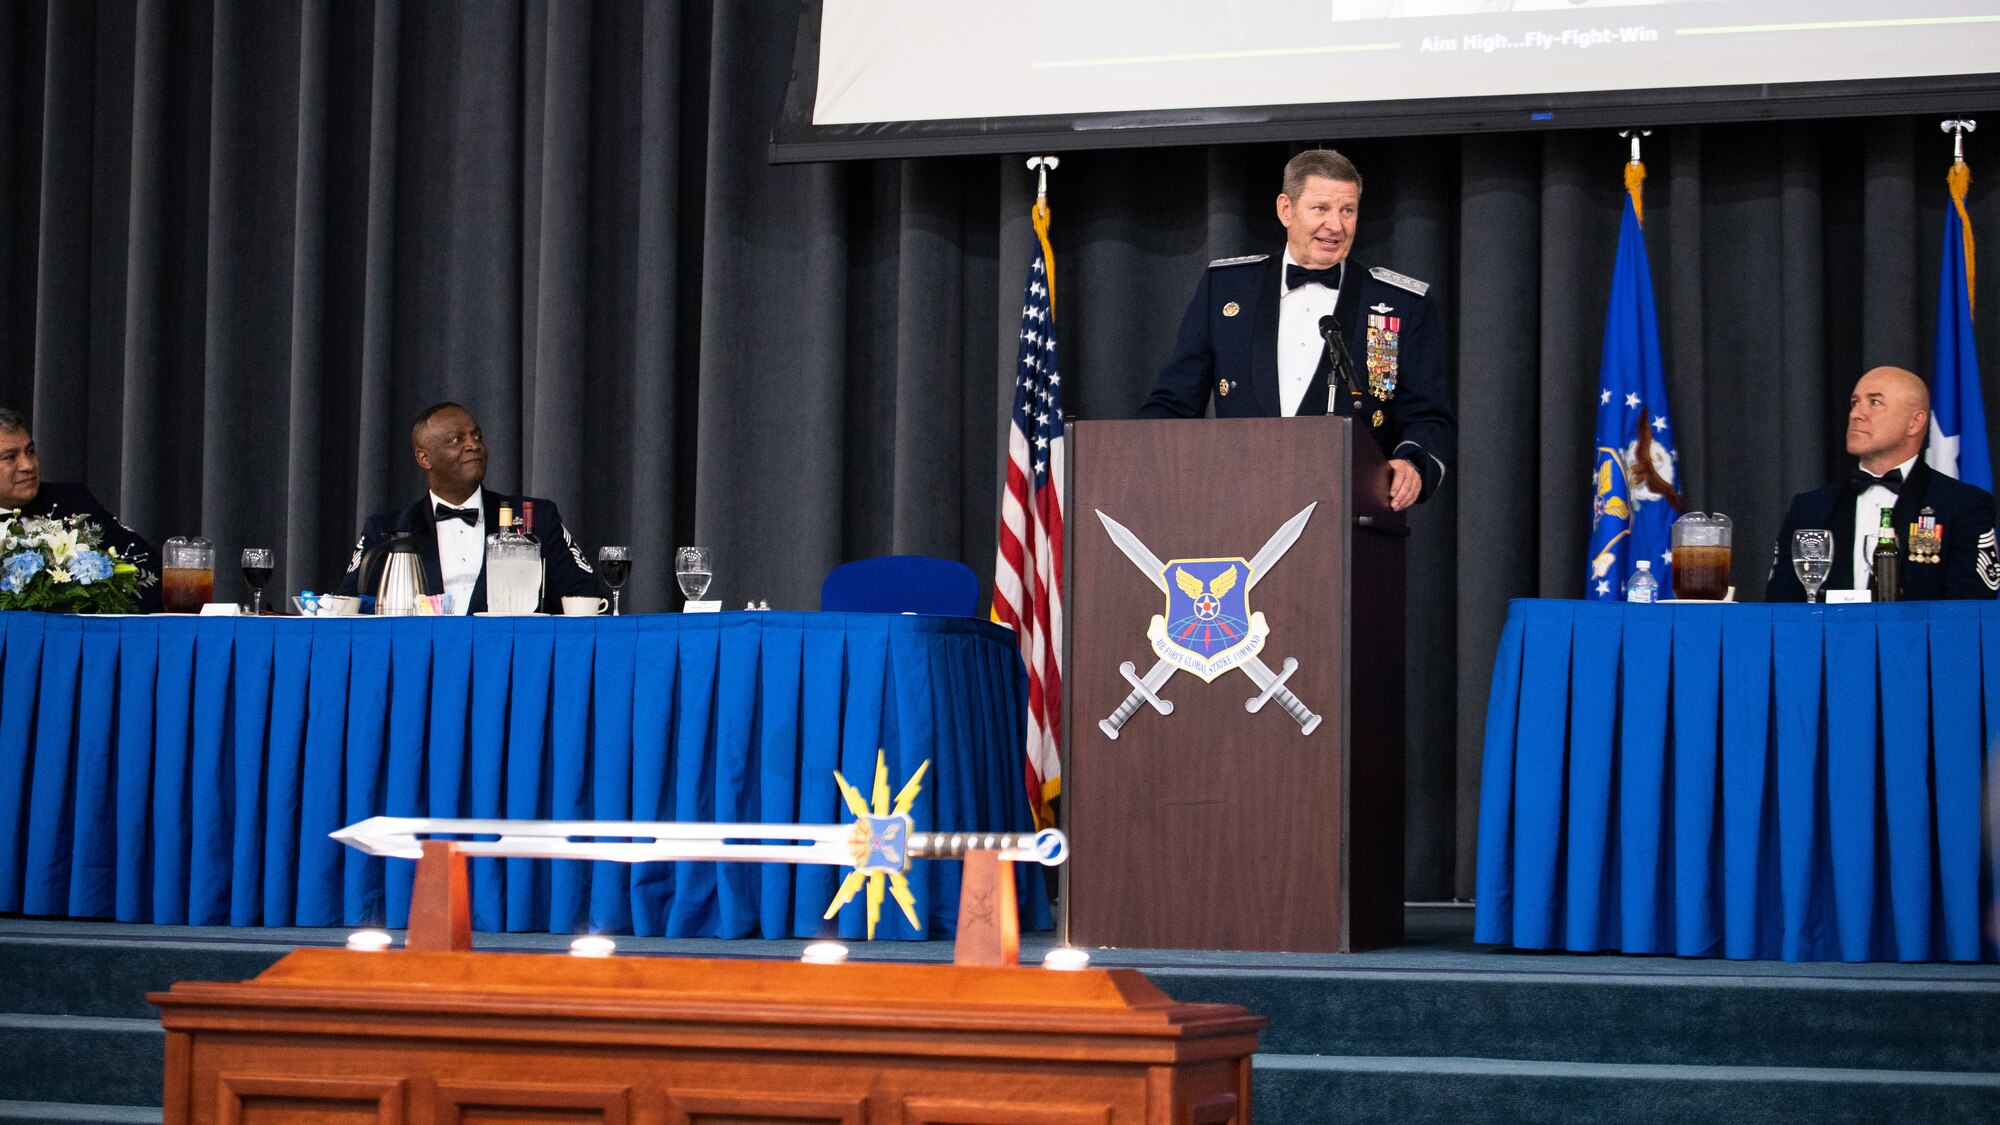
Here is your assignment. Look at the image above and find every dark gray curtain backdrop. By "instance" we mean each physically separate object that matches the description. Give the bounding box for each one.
[5,1,1998,900]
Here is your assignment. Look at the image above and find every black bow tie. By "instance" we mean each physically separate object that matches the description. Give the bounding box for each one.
[434,502,479,526]
[1851,467,1904,495]
[1286,263,1343,291]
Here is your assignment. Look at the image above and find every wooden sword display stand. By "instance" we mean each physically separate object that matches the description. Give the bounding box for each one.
[153,840,1266,1125]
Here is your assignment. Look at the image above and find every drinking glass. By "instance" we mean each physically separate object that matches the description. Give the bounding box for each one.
[675,546,713,602]
[1791,529,1834,604]
[240,547,274,616]
[598,545,631,616]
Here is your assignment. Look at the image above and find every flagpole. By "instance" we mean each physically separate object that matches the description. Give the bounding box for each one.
[1027,156,1060,309]
[1617,128,1652,222]
[1942,120,1977,313]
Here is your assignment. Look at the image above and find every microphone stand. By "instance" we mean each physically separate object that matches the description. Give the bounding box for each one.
[1318,314,1369,422]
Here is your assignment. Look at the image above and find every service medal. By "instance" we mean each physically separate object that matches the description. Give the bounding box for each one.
[1366,314,1400,400]
[1910,508,1943,564]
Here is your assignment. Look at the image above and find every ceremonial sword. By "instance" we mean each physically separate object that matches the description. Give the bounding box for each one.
[1095,506,1323,737]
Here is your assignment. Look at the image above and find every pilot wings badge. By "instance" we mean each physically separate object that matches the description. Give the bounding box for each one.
[1152,558,1266,681]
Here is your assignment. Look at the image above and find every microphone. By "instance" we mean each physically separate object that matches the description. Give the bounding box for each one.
[1318,314,1365,412]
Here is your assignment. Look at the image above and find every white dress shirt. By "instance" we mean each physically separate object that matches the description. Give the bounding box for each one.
[431,487,485,614]
[1849,454,1917,590]
[1277,251,1340,418]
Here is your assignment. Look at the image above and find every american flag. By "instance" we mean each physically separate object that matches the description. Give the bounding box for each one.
[993,199,1064,829]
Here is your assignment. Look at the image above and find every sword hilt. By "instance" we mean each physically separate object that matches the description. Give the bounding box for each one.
[1275,686,1322,735]
[1100,691,1144,739]
[1101,661,1173,740]
[912,829,1068,865]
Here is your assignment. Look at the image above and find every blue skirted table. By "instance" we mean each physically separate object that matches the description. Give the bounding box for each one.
[1475,599,1999,962]
[0,611,1049,939]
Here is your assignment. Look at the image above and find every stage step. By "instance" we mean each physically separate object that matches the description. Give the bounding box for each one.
[1253,1054,2000,1125]
[5,921,1998,1124]
[0,1102,161,1124]
[0,1014,162,1107]
[1150,966,2000,1073]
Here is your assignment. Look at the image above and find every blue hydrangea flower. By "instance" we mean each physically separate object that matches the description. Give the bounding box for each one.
[2,550,44,594]
[68,549,113,585]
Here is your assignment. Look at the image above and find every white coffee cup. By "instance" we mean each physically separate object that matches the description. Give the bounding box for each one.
[562,596,609,616]
[317,594,362,617]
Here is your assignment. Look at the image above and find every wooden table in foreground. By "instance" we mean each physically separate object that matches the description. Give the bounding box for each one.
[152,947,1264,1125]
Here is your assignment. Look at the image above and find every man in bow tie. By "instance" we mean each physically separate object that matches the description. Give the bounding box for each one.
[1766,366,1997,601]
[334,402,602,613]
[1137,148,1456,511]
[0,407,162,611]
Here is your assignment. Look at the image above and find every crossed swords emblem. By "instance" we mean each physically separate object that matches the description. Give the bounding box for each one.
[1096,504,1323,739]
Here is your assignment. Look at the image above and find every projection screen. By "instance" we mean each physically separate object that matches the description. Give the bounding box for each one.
[771,0,2000,161]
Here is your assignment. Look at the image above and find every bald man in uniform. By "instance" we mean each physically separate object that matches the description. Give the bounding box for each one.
[1766,366,1998,601]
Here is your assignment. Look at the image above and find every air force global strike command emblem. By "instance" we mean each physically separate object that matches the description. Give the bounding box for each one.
[1155,558,1263,681]
[1095,506,1323,739]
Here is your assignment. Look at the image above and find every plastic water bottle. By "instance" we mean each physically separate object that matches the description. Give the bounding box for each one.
[1624,560,1659,603]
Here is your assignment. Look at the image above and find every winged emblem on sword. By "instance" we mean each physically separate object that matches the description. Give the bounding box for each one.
[1095,504,1322,739]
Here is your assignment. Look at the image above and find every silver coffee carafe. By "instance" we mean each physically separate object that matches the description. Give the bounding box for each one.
[357,532,431,616]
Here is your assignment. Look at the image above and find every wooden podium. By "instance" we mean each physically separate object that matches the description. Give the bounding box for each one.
[1067,416,1406,952]
[152,949,1264,1125]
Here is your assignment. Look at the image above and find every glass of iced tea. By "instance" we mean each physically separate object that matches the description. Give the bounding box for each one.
[1670,512,1732,601]
[161,536,215,613]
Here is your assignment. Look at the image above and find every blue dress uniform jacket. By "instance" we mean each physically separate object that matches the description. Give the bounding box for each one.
[1765,458,1998,601]
[335,491,603,613]
[1137,254,1457,500]
[17,481,163,612]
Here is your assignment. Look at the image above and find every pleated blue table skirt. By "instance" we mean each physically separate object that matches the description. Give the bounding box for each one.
[0,611,1050,939]
[1474,599,2000,962]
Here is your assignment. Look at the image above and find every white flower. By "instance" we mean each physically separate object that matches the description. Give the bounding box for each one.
[48,566,72,584]
[39,527,78,562]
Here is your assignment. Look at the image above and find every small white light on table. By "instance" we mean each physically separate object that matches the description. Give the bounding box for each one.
[800,941,849,965]
[1042,947,1091,972]
[569,935,617,958]
[345,929,393,952]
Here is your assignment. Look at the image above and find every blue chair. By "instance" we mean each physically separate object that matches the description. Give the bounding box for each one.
[820,555,981,617]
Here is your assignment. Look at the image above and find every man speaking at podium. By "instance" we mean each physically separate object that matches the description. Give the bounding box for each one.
[1138,149,1456,512]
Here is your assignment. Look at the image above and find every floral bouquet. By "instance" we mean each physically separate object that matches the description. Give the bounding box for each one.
[0,510,155,613]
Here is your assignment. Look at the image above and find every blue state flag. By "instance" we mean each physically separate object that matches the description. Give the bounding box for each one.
[1925,161,1990,491]
[1586,182,1683,600]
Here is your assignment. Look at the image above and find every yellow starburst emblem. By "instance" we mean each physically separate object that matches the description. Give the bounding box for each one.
[822,751,930,939]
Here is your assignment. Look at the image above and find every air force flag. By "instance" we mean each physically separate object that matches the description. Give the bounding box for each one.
[1587,180,1682,600]
[1925,159,1990,491]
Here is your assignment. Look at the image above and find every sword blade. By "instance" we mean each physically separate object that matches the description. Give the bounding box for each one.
[1095,509,1170,592]
[1236,654,1277,691]
[1243,502,1318,592]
